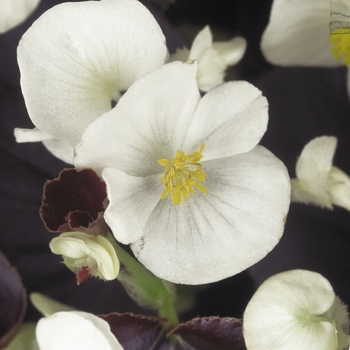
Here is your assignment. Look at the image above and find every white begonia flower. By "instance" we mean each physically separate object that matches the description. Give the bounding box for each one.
[0,0,41,34]
[291,136,350,211]
[243,270,350,350]
[261,0,350,67]
[49,232,120,282]
[14,0,167,163]
[74,61,291,285]
[36,311,123,350]
[168,25,247,92]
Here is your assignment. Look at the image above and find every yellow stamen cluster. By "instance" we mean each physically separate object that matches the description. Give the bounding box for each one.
[158,144,208,205]
[329,28,350,66]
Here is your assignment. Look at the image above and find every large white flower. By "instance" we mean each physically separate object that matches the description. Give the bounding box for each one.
[0,0,41,34]
[36,311,123,350]
[261,0,350,67]
[291,136,350,211]
[74,61,290,285]
[168,25,246,92]
[14,0,167,164]
[243,270,350,350]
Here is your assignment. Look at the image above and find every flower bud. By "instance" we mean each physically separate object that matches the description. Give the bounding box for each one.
[328,166,350,211]
[49,232,119,284]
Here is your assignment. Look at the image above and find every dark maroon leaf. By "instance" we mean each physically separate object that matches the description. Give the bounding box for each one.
[40,168,108,236]
[169,317,247,350]
[0,252,27,348]
[99,312,169,350]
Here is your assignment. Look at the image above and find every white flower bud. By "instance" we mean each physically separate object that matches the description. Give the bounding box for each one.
[168,25,246,92]
[291,136,350,212]
[49,232,119,283]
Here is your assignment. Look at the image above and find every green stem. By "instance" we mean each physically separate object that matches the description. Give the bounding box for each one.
[107,232,179,325]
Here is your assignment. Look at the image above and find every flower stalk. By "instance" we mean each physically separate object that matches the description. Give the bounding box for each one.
[107,232,179,326]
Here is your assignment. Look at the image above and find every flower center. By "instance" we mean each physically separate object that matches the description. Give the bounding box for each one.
[329,28,350,66]
[158,144,208,205]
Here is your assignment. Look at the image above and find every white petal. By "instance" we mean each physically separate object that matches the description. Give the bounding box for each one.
[14,127,52,142]
[212,36,247,66]
[74,62,200,176]
[243,270,338,350]
[297,137,337,178]
[18,0,167,147]
[182,81,268,161]
[0,0,40,34]
[36,311,123,350]
[102,168,162,244]
[291,178,332,209]
[261,0,340,67]
[14,128,74,163]
[292,136,337,207]
[131,146,290,284]
[42,139,74,165]
[196,47,227,92]
[189,25,213,61]
[328,166,350,211]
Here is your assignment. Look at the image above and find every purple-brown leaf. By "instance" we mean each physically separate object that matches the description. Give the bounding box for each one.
[0,252,27,348]
[40,168,108,236]
[99,312,169,350]
[169,316,247,350]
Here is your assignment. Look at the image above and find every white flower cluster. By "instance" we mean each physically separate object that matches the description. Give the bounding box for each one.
[13,0,290,286]
[8,0,350,348]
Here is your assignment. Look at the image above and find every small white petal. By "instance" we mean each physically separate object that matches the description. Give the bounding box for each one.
[75,62,200,176]
[42,139,74,165]
[169,26,246,91]
[189,25,213,61]
[0,0,40,34]
[292,136,337,208]
[102,168,162,244]
[14,127,52,142]
[182,81,268,161]
[212,36,247,66]
[14,128,74,163]
[261,0,340,67]
[328,166,350,211]
[195,47,227,92]
[131,146,290,284]
[296,136,337,180]
[36,311,123,350]
[243,270,339,350]
[18,0,167,147]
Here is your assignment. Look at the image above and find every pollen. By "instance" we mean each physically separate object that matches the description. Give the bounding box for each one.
[329,27,350,66]
[158,144,208,205]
